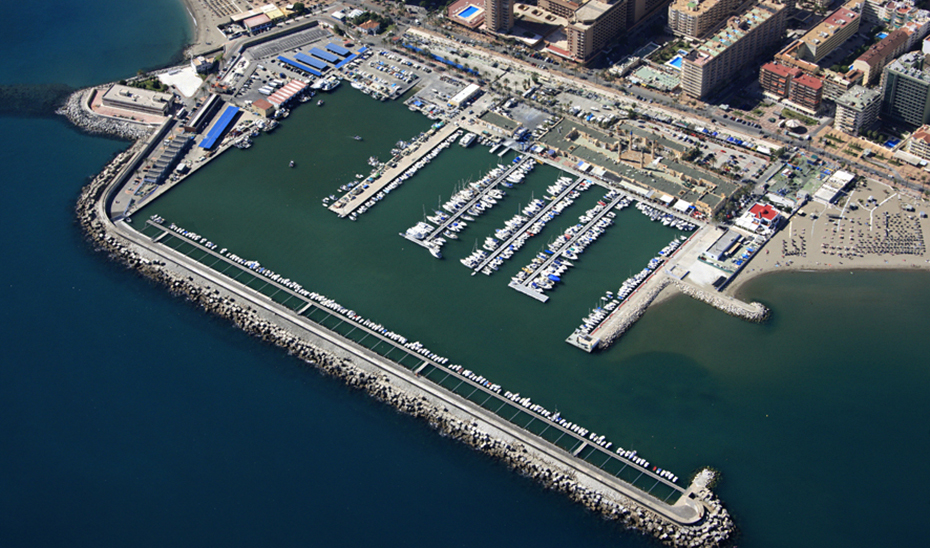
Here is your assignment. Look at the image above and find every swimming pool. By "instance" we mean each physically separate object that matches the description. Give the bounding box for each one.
[667,55,683,69]
[458,5,480,18]
[877,32,889,39]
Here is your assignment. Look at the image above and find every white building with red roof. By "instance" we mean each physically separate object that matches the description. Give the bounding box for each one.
[735,202,785,234]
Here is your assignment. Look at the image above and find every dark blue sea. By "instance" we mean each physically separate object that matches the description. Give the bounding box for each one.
[2,2,929,547]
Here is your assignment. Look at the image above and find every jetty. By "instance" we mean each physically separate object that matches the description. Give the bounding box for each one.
[566,225,768,352]
[471,174,589,275]
[329,123,459,217]
[509,191,626,302]
[400,156,535,252]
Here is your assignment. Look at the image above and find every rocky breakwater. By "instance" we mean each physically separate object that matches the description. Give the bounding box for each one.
[57,87,154,141]
[596,277,672,348]
[675,281,770,323]
[75,152,735,548]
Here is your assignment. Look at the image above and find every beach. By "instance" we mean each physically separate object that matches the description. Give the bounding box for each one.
[727,177,930,297]
[177,0,247,57]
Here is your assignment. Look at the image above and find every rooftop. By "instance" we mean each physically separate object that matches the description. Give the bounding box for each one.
[799,7,858,50]
[102,84,173,110]
[749,203,780,221]
[670,0,730,16]
[856,28,909,65]
[793,73,823,90]
[244,13,271,28]
[687,2,783,64]
[885,51,930,84]
[573,1,611,25]
[253,98,274,111]
[761,62,802,78]
[836,85,881,110]
[911,125,930,144]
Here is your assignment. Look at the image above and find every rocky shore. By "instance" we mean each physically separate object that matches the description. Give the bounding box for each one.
[75,146,735,548]
[674,281,770,323]
[56,88,155,141]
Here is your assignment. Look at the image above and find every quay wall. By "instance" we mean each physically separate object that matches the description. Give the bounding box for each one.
[75,145,735,548]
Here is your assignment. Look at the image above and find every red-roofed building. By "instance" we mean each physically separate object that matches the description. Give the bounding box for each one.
[907,124,930,160]
[244,13,272,34]
[252,98,275,117]
[852,28,909,84]
[358,20,381,34]
[788,73,823,112]
[760,62,802,98]
[736,202,784,234]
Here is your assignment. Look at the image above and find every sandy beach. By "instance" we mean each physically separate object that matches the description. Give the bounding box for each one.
[726,177,930,297]
[177,0,252,57]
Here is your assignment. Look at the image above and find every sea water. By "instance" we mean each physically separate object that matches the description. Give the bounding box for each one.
[2,1,929,546]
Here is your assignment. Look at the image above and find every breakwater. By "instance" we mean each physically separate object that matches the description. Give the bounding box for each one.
[75,141,736,547]
[593,277,673,349]
[674,281,771,323]
[56,87,154,141]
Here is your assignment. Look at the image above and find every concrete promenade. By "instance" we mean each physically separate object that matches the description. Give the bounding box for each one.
[329,123,460,217]
[114,218,705,526]
[139,218,692,506]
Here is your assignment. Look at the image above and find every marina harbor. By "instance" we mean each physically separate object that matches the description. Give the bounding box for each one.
[18,0,930,547]
[75,13,882,547]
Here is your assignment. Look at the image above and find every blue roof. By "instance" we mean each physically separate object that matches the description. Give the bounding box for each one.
[309,47,339,63]
[357,47,368,54]
[294,52,328,70]
[334,53,357,69]
[277,56,322,77]
[326,43,350,56]
[199,105,239,149]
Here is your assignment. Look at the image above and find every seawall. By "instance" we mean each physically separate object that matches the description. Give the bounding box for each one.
[674,281,770,323]
[74,136,736,548]
[56,87,155,141]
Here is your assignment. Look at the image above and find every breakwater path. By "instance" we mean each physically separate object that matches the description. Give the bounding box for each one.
[75,129,736,547]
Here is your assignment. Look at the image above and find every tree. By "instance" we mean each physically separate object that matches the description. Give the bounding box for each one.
[292,2,305,15]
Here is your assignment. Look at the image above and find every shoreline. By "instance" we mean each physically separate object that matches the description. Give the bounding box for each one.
[727,261,930,300]
[176,0,215,58]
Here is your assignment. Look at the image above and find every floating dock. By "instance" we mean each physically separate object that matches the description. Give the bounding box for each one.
[509,192,626,301]
[471,175,588,276]
[401,157,535,252]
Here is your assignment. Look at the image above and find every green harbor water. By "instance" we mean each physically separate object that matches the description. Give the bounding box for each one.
[137,87,930,547]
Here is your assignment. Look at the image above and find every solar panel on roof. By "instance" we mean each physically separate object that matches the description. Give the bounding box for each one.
[294,53,328,70]
[326,43,350,56]
[199,105,239,149]
[334,53,357,69]
[309,47,339,63]
[277,56,323,77]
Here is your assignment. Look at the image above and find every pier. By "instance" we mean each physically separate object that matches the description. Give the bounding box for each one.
[564,225,767,352]
[329,123,460,218]
[509,191,627,302]
[401,156,535,252]
[470,174,588,276]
